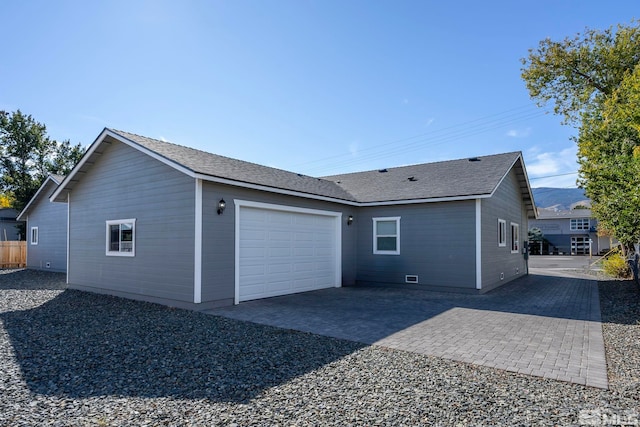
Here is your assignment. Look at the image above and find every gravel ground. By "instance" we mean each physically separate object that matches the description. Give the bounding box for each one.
[0,270,638,426]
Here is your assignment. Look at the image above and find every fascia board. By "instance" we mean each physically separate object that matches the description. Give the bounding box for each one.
[49,128,196,202]
[489,153,537,219]
[194,172,492,207]
[17,176,61,220]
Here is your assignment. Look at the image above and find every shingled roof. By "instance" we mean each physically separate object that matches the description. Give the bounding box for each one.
[110,129,357,202]
[51,128,535,216]
[323,152,524,203]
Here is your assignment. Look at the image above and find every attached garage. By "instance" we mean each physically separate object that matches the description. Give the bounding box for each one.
[234,200,342,303]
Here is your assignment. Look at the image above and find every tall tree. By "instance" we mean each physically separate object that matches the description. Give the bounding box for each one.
[521,21,640,253]
[0,110,84,213]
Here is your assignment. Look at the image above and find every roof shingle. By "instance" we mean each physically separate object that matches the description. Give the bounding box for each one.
[99,129,527,206]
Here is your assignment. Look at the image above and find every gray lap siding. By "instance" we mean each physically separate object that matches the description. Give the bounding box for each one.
[355,201,476,289]
[200,182,358,306]
[67,140,196,304]
[25,181,67,272]
[480,168,527,291]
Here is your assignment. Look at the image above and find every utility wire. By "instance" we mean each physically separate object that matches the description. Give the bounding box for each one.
[305,108,547,175]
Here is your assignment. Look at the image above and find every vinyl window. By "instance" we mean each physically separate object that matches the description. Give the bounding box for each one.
[373,217,400,255]
[498,219,506,247]
[106,219,136,256]
[511,222,520,254]
[570,218,590,231]
[30,227,38,245]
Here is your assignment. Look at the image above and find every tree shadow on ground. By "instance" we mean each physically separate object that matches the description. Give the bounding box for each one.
[1,287,364,402]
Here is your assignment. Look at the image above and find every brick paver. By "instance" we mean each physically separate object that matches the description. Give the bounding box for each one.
[206,274,608,388]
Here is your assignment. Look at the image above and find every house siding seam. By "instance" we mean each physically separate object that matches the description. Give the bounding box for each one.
[200,181,357,306]
[23,180,67,273]
[355,202,476,289]
[480,167,527,292]
[67,139,196,303]
[194,179,203,303]
[475,198,482,290]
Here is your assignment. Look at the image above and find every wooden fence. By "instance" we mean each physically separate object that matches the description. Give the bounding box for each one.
[0,241,26,268]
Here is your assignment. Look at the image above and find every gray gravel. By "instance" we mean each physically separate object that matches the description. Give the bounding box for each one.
[0,270,638,426]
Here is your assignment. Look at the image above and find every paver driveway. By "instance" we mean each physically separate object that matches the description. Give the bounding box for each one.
[206,273,608,389]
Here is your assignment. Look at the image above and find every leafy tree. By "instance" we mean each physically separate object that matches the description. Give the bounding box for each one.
[0,192,14,208]
[521,21,640,125]
[522,21,640,254]
[0,110,84,213]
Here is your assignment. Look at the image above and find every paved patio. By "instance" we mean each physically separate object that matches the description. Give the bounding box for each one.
[206,274,608,389]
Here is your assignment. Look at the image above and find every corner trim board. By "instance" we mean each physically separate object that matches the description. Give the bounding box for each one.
[194,179,203,304]
[475,198,482,290]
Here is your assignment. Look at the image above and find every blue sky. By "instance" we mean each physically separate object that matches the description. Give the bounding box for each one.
[1,1,637,187]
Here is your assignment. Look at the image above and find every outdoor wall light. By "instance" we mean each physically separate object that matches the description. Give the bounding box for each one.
[347,215,353,225]
[217,198,226,215]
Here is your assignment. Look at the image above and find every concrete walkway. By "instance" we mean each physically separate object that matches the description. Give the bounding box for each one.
[206,274,608,389]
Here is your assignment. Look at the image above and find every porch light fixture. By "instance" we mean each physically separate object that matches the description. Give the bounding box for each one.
[347,215,353,225]
[217,198,226,215]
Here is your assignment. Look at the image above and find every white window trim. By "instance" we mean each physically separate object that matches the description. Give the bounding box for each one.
[498,219,506,247]
[510,222,520,254]
[373,216,401,255]
[570,218,590,231]
[105,219,136,257]
[30,227,38,245]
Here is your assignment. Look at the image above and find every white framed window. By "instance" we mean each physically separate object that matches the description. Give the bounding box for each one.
[511,222,520,254]
[570,218,590,231]
[30,227,38,245]
[373,217,400,255]
[498,219,506,247]
[106,219,136,256]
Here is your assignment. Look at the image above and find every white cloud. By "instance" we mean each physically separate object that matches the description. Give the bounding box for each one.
[506,127,532,138]
[424,118,435,127]
[525,145,579,188]
[349,141,359,157]
[160,136,168,142]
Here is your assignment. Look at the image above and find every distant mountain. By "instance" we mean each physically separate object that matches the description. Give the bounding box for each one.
[532,187,590,211]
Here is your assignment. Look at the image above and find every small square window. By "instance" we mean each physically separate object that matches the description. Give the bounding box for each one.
[106,219,136,256]
[30,227,38,245]
[373,217,400,255]
[498,219,506,247]
[511,222,520,254]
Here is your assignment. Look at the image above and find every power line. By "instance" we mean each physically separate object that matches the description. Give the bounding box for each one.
[529,171,578,180]
[300,106,548,175]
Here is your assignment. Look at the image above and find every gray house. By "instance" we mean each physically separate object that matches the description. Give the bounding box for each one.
[528,208,612,255]
[0,208,22,241]
[50,128,536,309]
[17,175,67,272]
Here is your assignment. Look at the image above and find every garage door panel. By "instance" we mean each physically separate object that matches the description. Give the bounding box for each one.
[238,205,339,302]
[267,263,292,274]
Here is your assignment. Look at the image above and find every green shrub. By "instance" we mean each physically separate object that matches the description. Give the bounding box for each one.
[602,250,631,278]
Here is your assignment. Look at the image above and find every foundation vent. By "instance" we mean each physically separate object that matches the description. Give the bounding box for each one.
[405,275,419,284]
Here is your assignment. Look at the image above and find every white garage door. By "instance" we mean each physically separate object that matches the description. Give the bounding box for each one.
[237,202,341,303]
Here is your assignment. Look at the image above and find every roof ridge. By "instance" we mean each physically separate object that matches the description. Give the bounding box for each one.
[322,151,521,178]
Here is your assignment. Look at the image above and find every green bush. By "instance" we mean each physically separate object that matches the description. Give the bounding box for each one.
[602,250,631,278]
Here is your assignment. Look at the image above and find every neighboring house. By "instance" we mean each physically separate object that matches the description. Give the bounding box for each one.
[0,208,22,241]
[50,128,536,310]
[528,208,611,255]
[16,175,67,272]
